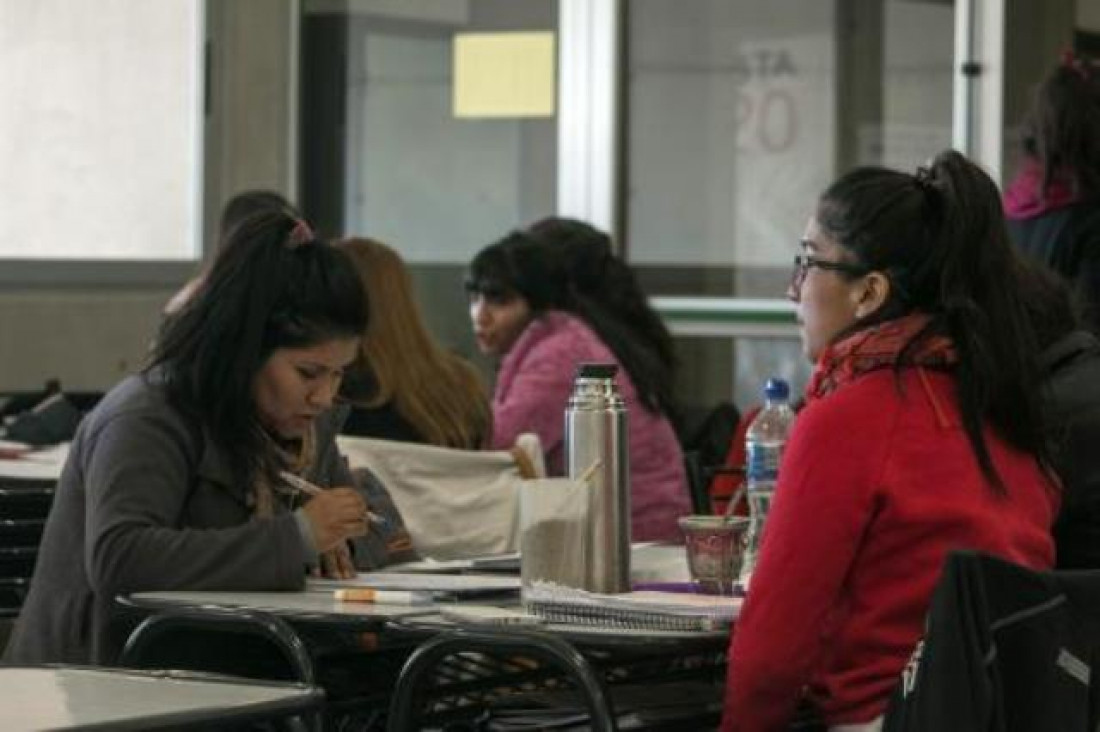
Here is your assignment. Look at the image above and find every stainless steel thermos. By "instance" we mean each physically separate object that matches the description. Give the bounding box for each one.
[564,362,630,593]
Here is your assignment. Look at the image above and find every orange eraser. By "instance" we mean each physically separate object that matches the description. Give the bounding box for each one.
[335,588,377,602]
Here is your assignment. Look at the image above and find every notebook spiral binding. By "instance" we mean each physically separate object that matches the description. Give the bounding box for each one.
[522,581,739,632]
[523,600,725,632]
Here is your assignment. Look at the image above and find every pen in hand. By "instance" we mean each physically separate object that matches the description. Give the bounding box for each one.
[279,470,387,526]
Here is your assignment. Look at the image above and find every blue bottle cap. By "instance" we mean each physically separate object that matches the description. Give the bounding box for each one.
[763,378,790,401]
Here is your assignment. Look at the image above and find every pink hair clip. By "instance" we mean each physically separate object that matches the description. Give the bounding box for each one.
[288,219,314,248]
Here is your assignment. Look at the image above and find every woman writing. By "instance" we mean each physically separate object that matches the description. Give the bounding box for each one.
[466,230,689,542]
[337,237,491,448]
[5,210,376,665]
[723,151,1059,730]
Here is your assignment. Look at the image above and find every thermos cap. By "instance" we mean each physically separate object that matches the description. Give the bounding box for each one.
[575,363,618,380]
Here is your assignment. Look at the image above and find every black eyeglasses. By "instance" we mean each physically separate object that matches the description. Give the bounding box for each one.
[790,254,871,290]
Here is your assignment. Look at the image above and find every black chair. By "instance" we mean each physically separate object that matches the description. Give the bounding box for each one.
[0,482,54,639]
[683,450,744,515]
[387,628,616,731]
[680,401,743,515]
[679,401,740,467]
[0,482,55,522]
[120,607,320,732]
[883,550,1100,731]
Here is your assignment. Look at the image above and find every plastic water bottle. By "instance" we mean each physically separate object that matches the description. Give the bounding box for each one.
[739,378,795,588]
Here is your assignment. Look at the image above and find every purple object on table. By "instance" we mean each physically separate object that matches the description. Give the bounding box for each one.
[631,581,746,597]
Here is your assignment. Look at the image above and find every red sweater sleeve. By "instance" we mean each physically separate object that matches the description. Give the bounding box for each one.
[721,390,895,731]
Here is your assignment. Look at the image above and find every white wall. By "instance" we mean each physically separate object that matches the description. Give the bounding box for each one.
[0,0,202,261]
[0,0,293,392]
[0,290,168,391]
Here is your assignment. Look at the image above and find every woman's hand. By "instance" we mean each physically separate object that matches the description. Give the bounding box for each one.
[302,486,368,552]
[318,541,356,579]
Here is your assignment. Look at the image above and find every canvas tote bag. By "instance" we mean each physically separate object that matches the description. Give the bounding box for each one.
[337,434,544,559]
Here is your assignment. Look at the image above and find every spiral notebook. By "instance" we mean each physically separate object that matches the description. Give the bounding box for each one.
[523,581,741,632]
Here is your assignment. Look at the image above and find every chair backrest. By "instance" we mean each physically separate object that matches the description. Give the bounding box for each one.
[678,401,743,515]
[337,434,545,560]
[884,550,1100,731]
[709,407,759,516]
[120,608,314,685]
[679,401,741,468]
[682,451,712,515]
[0,481,54,621]
[120,608,319,732]
[683,451,746,515]
[386,628,616,732]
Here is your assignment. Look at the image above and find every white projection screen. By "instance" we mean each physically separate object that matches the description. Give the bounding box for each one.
[0,0,203,261]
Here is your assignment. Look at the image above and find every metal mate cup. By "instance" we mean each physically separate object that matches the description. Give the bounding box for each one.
[678,515,751,595]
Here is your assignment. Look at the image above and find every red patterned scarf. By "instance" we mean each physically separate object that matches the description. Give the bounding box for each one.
[807,314,957,400]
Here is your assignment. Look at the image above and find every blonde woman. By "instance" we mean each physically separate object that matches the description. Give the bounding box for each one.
[336,238,491,449]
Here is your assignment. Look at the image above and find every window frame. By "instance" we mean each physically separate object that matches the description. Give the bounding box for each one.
[0,0,208,289]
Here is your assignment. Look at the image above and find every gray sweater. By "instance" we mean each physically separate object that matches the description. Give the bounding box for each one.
[3,373,370,665]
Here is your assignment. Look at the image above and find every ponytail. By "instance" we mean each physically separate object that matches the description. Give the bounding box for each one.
[817,150,1050,491]
[925,151,1047,489]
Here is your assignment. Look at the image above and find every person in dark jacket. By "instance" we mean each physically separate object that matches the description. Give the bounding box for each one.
[1019,265,1100,569]
[1004,50,1100,331]
[4,210,377,665]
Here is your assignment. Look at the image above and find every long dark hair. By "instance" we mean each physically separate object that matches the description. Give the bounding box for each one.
[816,149,1049,490]
[467,230,677,418]
[525,217,678,376]
[148,209,367,488]
[1021,51,1100,199]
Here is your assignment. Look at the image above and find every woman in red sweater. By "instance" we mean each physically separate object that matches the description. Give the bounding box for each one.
[722,150,1060,731]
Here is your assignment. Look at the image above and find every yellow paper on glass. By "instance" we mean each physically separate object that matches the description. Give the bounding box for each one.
[453,32,556,118]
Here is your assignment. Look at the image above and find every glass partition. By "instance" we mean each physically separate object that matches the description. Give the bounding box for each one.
[300,0,558,263]
[625,0,956,408]
[299,0,560,366]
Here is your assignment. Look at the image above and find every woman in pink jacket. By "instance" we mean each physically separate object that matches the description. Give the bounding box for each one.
[465,224,689,542]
